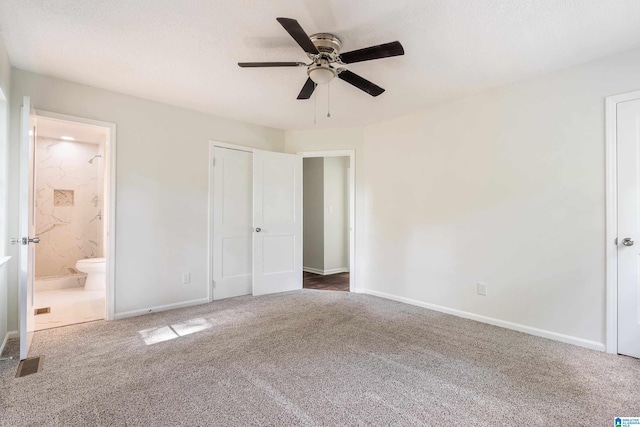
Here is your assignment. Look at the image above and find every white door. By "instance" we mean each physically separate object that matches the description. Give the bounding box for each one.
[17,96,38,360]
[252,150,302,295]
[617,98,640,358]
[212,147,253,300]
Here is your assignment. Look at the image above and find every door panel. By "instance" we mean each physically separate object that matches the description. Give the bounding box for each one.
[212,147,253,300]
[262,156,296,224]
[253,150,302,296]
[262,235,295,273]
[18,96,36,360]
[617,98,640,358]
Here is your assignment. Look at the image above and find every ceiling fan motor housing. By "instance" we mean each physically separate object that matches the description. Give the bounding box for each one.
[309,33,342,58]
[307,33,342,84]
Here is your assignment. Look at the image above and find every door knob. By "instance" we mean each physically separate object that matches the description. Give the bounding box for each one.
[10,237,40,245]
[622,237,634,246]
[255,227,261,233]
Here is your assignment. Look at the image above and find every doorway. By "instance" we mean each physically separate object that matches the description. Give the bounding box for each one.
[17,99,117,359]
[299,150,355,293]
[302,156,350,292]
[606,90,640,359]
[31,114,112,330]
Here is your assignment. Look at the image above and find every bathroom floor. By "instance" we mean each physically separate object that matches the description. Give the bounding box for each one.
[34,286,105,331]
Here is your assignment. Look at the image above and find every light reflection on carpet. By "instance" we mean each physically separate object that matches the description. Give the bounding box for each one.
[138,317,214,345]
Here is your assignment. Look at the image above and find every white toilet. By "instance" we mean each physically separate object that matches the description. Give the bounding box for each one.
[75,258,106,291]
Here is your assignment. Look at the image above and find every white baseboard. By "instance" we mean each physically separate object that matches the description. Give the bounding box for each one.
[0,333,8,356]
[361,289,606,352]
[303,267,349,275]
[114,298,210,320]
[0,330,18,356]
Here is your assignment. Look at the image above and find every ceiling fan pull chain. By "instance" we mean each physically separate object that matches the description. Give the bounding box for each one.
[327,83,331,118]
[314,82,317,124]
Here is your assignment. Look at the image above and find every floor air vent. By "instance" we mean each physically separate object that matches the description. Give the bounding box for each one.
[15,356,44,378]
[35,307,51,315]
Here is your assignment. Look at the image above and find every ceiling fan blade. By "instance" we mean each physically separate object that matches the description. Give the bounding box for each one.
[297,78,316,100]
[276,17,319,55]
[238,62,304,67]
[340,41,404,64]
[338,70,385,97]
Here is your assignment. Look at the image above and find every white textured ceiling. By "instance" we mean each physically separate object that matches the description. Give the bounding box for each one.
[2,1,640,130]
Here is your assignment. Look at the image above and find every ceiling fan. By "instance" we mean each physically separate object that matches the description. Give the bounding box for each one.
[238,17,404,99]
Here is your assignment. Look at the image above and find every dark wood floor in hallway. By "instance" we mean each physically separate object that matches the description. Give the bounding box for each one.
[303,272,349,291]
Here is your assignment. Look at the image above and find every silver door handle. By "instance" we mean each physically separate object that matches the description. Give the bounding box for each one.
[255,227,261,233]
[622,237,634,246]
[10,237,40,245]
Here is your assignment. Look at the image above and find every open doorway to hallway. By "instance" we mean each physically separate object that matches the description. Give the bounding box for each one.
[302,156,350,292]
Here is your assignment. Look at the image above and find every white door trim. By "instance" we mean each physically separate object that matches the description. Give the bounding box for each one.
[208,141,256,302]
[298,150,356,292]
[34,109,117,321]
[605,89,640,354]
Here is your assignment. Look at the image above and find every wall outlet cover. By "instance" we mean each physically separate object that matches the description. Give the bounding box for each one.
[477,282,488,296]
[182,273,191,284]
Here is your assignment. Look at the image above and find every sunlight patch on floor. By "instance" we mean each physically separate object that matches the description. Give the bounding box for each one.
[138,317,214,345]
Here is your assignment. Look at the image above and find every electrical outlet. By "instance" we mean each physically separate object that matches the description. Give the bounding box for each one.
[477,282,487,296]
[182,273,191,284]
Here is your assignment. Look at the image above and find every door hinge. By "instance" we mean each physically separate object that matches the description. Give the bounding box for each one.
[212,158,216,167]
[211,279,215,288]
[615,237,618,245]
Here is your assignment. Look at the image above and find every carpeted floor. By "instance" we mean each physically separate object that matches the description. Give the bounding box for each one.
[0,290,639,426]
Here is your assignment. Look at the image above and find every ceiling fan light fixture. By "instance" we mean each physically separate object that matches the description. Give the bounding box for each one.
[238,17,405,98]
[308,66,336,85]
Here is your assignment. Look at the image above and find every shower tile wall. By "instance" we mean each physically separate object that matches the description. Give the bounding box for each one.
[35,137,103,278]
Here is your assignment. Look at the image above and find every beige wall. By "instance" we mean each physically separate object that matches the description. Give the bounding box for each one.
[287,48,640,349]
[303,158,324,271]
[323,157,348,272]
[7,69,285,328]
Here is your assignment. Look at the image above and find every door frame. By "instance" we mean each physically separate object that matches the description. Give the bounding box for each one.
[34,109,118,321]
[605,89,640,354]
[298,150,356,292]
[207,141,256,302]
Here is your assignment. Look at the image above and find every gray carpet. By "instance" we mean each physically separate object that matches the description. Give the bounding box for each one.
[0,290,638,426]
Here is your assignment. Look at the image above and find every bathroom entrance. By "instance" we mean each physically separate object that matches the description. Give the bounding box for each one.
[31,113,113,331]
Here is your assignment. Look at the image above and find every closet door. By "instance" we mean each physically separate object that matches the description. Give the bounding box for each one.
[617,98,640,358]
[212,147,253,300]
[252,150,302,296]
